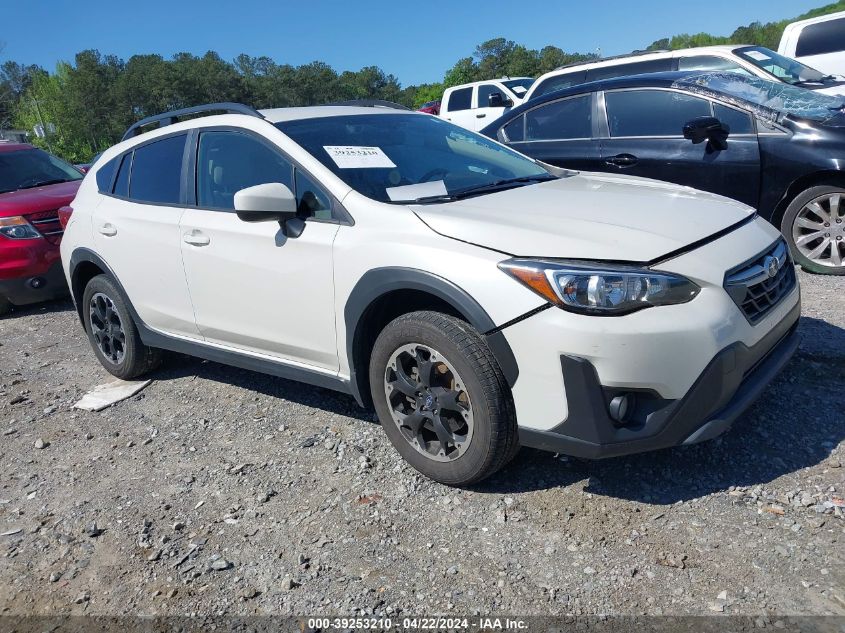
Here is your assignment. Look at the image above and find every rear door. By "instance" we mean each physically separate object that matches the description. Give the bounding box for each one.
[498,93,603,171]
[441,86,475,130]
[598,88,761,207]
[91,133,199,337]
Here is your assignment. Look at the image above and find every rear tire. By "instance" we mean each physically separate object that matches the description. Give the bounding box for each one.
[782,185,845,275]
[369,311,518,486]
[82,275,162,379]
[0,297,10,317]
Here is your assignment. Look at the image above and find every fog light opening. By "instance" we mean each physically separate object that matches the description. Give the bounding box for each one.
[28,277,46,289]
[609,394,634,424]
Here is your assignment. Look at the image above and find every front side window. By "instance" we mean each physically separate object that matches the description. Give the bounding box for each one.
[277,114,552,204]
[525,95,592,140]
[796,18,845,57]
[129,135,186,204]
[678,55,749,74]
[446,87,472,112]
[196,131,293,210]
[477,84,502,108]
[605,90,711,137]
[0,148,83,195]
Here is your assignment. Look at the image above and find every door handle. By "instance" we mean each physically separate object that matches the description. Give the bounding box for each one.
[605,153,638,167]
[476,113,487,118]
[183,230,210,246]
[98,223,117,237]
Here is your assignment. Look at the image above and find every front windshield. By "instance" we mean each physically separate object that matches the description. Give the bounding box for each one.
[676,72,845,122]
[503,78,535,97]
[0,148,83,195]
[734,46,829,85]
[277,114,552,203]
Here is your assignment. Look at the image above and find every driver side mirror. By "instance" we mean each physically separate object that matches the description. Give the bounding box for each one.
[683,116,730,151]
[488,92,514,108]
[234,182,305,238]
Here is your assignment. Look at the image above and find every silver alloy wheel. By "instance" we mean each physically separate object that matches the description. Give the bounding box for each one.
[793,192,845,268]
[89,292,126,365]
[383,343,474,462]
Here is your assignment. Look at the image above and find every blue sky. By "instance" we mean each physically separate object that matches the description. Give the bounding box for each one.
[2,0,824,86]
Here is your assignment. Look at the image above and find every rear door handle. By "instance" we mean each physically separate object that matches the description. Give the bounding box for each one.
[183,230,210,246]
[98,223,117,237]
[605,153,638,167]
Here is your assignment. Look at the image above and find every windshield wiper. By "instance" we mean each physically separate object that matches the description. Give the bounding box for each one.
[16,179,70,191]
[411,175,557,204]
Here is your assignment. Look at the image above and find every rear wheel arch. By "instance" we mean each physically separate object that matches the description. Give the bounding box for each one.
[344,268,519,408]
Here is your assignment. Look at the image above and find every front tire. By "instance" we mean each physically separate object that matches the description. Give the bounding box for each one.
[782,185,845,274]
[0,297,10,317]
[369,311,518,486]
[82,275,162,379]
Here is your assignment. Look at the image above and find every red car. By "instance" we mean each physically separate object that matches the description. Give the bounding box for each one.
[0,143,83,315]
[417,100,441,115]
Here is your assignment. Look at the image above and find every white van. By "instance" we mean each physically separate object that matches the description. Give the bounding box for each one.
[524,46,845,101]
[779,10,845,77]
[440,78,534,131]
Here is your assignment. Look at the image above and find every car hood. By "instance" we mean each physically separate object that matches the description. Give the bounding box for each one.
[411,172,755,261]
[0,180,81,217]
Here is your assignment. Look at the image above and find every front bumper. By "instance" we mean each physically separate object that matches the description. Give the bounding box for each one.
[0,259,68,307]
[518,298,800,458]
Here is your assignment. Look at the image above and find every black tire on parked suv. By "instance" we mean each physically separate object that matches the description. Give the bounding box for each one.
[782,185,845,275]
[0,296,11,317]
[82,275,162,379]
[368,310,518,486]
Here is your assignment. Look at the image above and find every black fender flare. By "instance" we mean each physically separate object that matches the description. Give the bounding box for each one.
[343,267,520,406]
[67,247,124,325]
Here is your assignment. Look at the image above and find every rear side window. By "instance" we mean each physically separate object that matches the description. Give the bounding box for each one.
[585,58,673,82]
[446,87,472,112]
[605,90,712,137]
[196,130,293,210]
[525,96,592,140]
[714,103,753,134]
[129,135,186,204]
[796,18,845,57]
[533,71,587,98]
[113,153,131,197]
[95,157,118,193]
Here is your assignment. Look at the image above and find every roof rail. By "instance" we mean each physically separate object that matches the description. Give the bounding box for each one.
[121,102,264,141]
[319,99,411,111]
[553,49,669,72]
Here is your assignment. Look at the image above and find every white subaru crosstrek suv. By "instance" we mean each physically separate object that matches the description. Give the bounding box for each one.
[60,102,801,486]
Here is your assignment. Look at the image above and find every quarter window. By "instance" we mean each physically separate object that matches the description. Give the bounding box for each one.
[525,96,592,141]
[196,131,293,210]
[112,153,131,197]
[295,170,332,220]
[796,18,845,57]
[129,135,186,204]
[95,157,118,193]
[446,87,472,112]
[605,90,712,137]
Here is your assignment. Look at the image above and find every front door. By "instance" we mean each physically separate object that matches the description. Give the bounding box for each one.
[599,89,761,208]
[179,129,340,371]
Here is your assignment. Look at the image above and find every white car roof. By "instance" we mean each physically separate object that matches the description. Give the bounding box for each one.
[259,106,408,123]
[782,8,845,28]
[444,77,533,91]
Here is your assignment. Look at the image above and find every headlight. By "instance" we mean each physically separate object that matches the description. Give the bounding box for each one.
[0,216,41,240]
[499,258,700,315]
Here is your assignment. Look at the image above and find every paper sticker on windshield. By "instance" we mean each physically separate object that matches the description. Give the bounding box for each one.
[742,50,770,62]
[323,146,396,169]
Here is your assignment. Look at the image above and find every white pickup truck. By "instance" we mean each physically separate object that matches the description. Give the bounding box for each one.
[439,77,533,131]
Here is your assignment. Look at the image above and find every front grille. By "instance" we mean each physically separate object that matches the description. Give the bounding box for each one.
[24,210,63,244]
[724,239,796,325]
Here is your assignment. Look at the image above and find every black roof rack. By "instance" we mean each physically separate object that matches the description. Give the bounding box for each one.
[121,102,264,141]
[553,49,669,72]
[319,99,411,110]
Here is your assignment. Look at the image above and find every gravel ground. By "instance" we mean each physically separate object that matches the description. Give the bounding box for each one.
[0,269,843,620]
